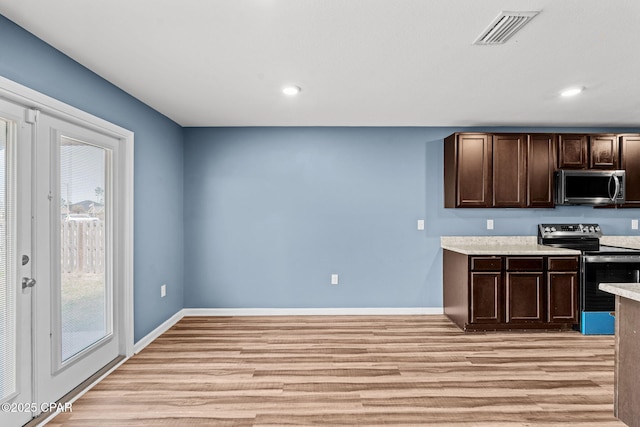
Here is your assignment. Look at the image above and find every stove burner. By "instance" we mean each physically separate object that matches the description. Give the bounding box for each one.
[538,223,602,239]
[538,223,603,251]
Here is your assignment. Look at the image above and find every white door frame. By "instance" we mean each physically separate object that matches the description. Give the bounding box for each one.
[0,75,135,361]
[0,95,35,427]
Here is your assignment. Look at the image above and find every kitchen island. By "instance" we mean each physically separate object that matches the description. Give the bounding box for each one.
[442,236,581,331]
[599,283,640,427]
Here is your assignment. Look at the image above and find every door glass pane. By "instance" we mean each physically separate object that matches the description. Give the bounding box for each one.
[60,137,110,362]
[0,118,16,400]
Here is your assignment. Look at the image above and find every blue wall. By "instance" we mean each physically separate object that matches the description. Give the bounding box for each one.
[184,126,640,309]
[0,16,185,342]
[5,13,640,336]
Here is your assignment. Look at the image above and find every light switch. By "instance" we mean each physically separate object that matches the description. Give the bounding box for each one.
[331,274,339,285]
[417,220,425,231]
[487,219,494,230]
[633,219,638,230]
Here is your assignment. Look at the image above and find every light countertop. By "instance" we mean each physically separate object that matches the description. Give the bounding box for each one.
[601,236,640,250]
[599,283,640,303]
[441,236,581,256]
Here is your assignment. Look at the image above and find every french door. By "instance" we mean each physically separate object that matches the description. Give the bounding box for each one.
[0,97,34,427]
[34,113,121,406]
[0,90,130,426]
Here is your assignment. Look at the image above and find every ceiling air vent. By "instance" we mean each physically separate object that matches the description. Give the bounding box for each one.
[473,11,540,45]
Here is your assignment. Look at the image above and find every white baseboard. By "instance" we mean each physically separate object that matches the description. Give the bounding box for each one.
[133,310,185,354]
[182,307,443,316]
[134,307,444,353]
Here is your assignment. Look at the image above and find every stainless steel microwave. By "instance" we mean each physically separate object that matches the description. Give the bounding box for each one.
[555,169,626,205]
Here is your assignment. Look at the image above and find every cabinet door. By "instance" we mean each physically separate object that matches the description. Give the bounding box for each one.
[547,256,579,272]
[506,257,544,271]
[470,272,502,324]
[620,135,640,206]
[527,134,556,207]
[590,134,619,169]
[471,257,503,271]
[505,272,544,323]
[455,134,492,207]
[558,135,588,169]
[547,272,578,323]
[493,134,526,207]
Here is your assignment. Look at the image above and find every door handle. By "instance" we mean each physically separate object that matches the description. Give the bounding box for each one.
[608,174,614,201]
[612,175,620,202]
[22,277,36,289]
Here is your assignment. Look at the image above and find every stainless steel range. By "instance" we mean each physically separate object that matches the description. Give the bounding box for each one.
[538,223,640,335]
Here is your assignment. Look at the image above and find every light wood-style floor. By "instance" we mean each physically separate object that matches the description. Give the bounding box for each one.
[50,315,625,426]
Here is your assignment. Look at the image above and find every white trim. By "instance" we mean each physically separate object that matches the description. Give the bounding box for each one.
[183,307,443,316]
[0,76,131,139]
[133,310,185,354]
[35,356,129,427]
[0,76,135,358]
[122,123,135,358]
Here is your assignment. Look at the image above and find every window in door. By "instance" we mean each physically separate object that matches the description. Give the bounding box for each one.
[59,136,111,363]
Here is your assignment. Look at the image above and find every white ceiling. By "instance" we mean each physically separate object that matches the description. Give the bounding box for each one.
[1,0,639,127]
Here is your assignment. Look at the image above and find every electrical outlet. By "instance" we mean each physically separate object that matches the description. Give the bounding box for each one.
[331,274,339,285]
[633,219,638,230]
[487,219,494,230]
[161,284,167,298]
[417,219,425,231]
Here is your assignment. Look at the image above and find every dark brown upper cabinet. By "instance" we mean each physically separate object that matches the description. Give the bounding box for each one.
[444,133,492,208]
[558,134,619,169]
[444,132,639,209]
[589,134,619,169]
[527,134,556,208]
[492,134,527,208]
[444,133,555,208]
[620,134,640,206]
[557,134,588,169]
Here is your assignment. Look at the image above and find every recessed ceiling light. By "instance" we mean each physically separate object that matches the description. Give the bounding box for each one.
[560,86,584,97]
[282,85,301,96]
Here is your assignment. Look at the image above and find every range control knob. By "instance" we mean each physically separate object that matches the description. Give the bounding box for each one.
[595,226,601,232]
[550,227,556,232]
[544,227,551,233]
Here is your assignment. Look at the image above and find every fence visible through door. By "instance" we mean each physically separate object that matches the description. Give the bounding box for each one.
[61,221,105,273]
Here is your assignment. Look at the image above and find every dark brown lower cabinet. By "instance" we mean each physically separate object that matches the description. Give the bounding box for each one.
[546,255,579,324]
[470,272,502,324]
[506,272,544,323]
[547,272,578,323]
[444,250,579,331]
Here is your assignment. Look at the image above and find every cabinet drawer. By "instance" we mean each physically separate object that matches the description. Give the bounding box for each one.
[548,256,579,271]
[506,257,544,271]
[470,257,503,271]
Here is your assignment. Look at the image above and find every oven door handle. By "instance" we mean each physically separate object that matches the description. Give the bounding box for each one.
[584,255,640,263]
